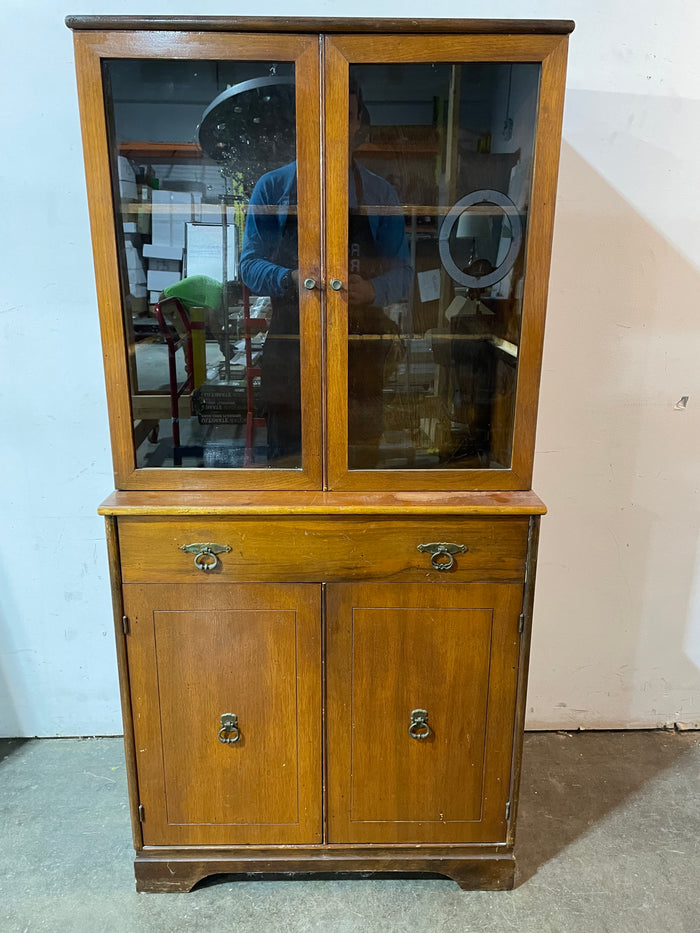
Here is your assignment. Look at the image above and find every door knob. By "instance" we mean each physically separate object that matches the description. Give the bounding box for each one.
[330,278,343,291]
[303,277,316,290]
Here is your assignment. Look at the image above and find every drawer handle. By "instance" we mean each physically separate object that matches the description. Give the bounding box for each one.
[218,713,241,745]
[180,542,232,572]
[417,542,467,571]
[409,709,431,740]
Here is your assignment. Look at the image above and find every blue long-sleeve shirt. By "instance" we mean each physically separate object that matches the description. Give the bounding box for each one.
[239,161,411,306]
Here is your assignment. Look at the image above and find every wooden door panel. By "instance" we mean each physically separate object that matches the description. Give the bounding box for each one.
[155,608,300,825]
[72,30,322,490]
[349,606,492,823]
[323,34,568,492]
[326,583,523,844]
[123,583,322,846]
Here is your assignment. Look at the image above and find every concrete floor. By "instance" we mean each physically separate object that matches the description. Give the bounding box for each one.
[0,731,698,932]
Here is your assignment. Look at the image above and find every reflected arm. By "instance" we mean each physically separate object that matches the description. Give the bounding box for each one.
[239,162,297,297]
[353,166,412,306]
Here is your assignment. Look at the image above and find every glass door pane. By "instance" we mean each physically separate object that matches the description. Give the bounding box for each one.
[103,55,313,473]
[344,61,539,472]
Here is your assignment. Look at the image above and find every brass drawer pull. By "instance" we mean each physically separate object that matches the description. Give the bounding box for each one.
[409,709,431,740]
[218,713,241,744]
[417,542,467,571]
[180,542,232,572]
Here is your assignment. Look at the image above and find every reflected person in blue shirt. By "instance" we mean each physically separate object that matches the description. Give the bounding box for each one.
[240,82,411,466]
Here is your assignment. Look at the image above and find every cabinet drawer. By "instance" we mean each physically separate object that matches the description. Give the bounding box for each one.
[117,516,529,584]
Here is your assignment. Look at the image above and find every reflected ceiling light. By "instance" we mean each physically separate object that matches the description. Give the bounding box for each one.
[198,76,296,178]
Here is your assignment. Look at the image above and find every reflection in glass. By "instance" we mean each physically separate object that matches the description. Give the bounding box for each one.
[440,191,523,289]
[104,59,298,469]
[347,79,413,469]
[348,62,540,471]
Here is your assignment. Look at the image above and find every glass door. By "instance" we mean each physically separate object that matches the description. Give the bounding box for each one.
[324,34,568,491]
[73,31,322,489]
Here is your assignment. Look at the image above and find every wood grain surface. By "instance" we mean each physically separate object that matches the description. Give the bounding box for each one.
[326,582,524,843]
[123,583,322,846]
[67,16,574,35]
[117,515,529,584]
[98,489,546,516]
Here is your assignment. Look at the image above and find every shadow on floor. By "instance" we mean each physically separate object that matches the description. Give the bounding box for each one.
[0,738,29,764]
[173,730,700,892]
[515,729,698,884]
[195,871,446,891]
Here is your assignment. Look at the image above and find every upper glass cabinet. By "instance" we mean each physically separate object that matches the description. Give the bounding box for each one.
[70,22,569,491]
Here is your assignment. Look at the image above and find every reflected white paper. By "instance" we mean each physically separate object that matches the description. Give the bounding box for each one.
[417,268,441,302]
[185,222,238,282]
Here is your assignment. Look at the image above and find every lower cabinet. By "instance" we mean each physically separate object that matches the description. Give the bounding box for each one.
[109,511,537,890]
[325,583,523,845]
[120,573,528,889]
[123,583,323,847]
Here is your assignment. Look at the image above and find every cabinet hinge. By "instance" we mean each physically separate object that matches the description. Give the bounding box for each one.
[518,613,525,634]
[122,615,130,635]
[138,804,145,822]
[505,801,511,821]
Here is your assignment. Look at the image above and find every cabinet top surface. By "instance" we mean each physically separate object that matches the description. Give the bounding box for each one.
[65,15,575,34]
[98,489,546,516]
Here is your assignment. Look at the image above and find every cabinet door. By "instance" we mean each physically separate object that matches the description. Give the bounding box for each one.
[73,30,322,489]
[123,583,321,846]
[326,583,523,844]
[324,34,568,491]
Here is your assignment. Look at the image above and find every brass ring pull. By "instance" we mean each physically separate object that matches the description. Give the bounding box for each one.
[218,713,240,744]
[409,709,431,740]
[180,542,232,573]
[194,548,219,572]
[417,542,467,571]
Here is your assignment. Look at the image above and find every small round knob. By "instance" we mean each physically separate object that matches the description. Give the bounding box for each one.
[330,278,343,291]
[303,277,316,290]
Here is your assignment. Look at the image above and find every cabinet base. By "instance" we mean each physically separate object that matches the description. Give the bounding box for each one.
[134,847,515,892]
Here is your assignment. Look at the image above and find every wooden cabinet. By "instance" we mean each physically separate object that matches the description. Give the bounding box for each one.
[68,14,572,891]
[325,583,523,845]
[123,583,322,847]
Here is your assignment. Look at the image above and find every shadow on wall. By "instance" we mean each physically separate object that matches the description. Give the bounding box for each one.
[0,603,23,738]
[531,134,700,728]
[0,544,24,735]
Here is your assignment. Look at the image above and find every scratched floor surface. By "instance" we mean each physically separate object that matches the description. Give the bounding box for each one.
[1,731,698,933]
